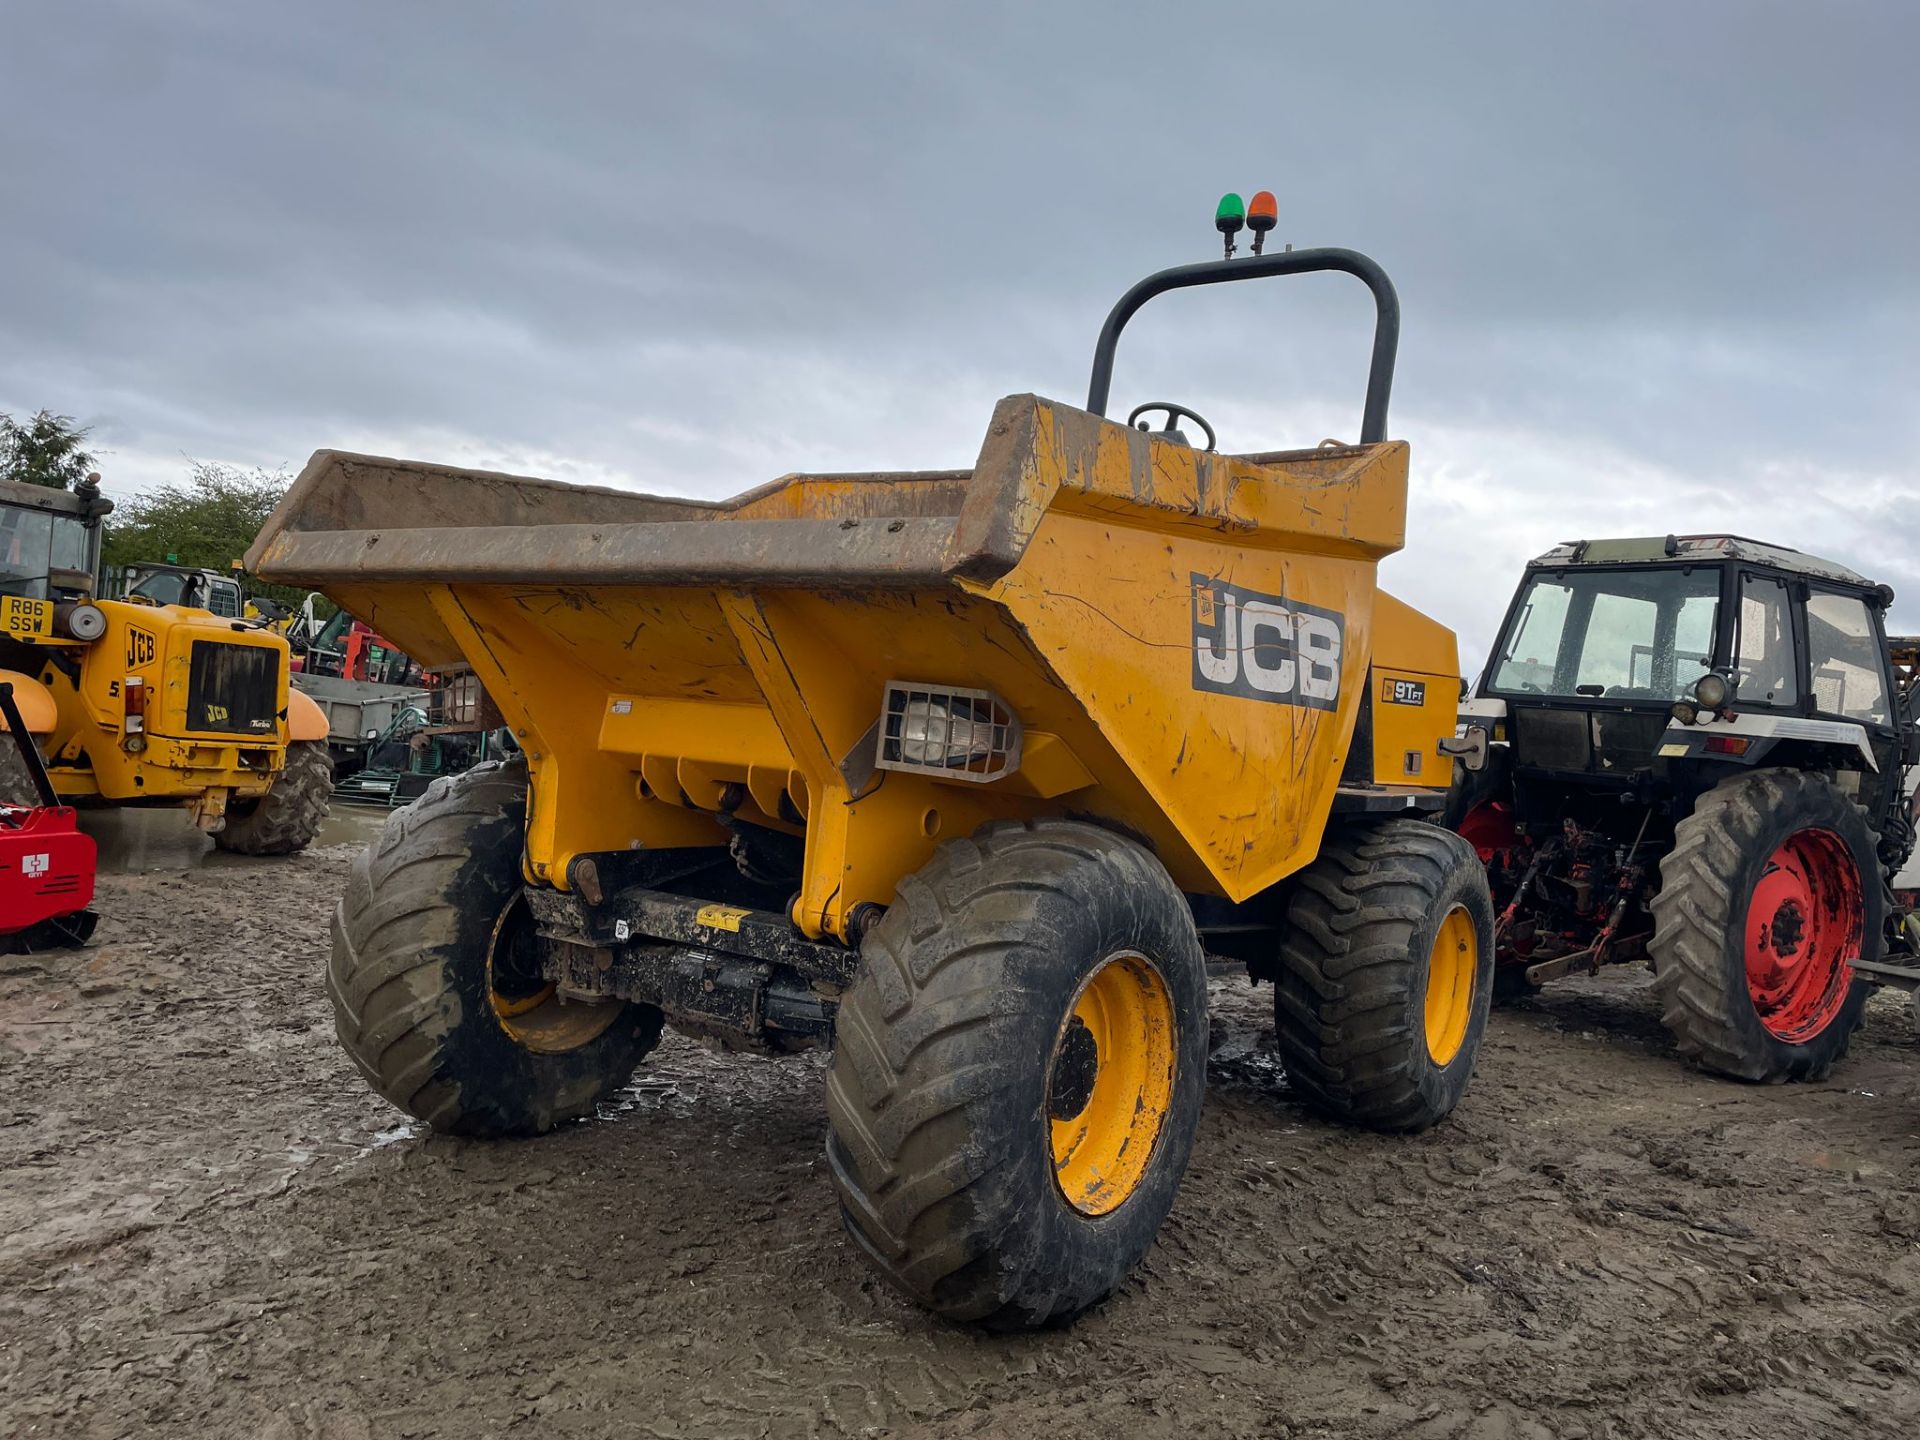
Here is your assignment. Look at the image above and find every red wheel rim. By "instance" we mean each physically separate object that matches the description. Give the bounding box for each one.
[1743,827,1861,1043]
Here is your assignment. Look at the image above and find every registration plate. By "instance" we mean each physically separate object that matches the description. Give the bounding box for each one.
[1,595,54,641]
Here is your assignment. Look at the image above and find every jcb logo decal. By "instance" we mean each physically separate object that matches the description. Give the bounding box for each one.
[1191,574,1343,711]
[205,704,230,725]
[125,627,156,669]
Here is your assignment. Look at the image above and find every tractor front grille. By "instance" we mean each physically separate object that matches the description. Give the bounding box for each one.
[185,641,280,736]
[1510,706,1592,773]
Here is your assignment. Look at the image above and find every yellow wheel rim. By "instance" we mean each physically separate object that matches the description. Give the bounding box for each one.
[1048,950,1178,1217]
[1424,904,1477,1066]
[487,897,624,1054]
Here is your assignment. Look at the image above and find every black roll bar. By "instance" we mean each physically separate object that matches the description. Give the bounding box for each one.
[1085,247,1401,446]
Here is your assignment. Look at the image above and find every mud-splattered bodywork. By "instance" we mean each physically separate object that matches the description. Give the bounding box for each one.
[249,393,1458,939]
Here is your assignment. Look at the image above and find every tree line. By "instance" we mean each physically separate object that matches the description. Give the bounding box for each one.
[2,408,296,584]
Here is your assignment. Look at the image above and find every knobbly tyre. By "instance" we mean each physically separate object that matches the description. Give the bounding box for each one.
[0,680,97,954]
[1446,535,1920,1080]
[0,475,334,851]
[250,196,1496,1329]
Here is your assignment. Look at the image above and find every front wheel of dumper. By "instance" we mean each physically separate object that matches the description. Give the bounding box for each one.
[327,757,664,1137]
[825,819,1207,1330]
[1272,818,1495,1132]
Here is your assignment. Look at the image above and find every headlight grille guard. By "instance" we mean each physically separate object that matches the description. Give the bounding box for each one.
[875,682,1022,783]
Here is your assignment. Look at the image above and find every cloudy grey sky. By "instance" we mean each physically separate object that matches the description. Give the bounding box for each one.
[4,1,1916,666]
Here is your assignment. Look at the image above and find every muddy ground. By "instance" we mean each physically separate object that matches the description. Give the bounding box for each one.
[4,817,1920,1440]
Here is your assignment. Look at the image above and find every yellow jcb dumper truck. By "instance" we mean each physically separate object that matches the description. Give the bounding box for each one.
[250,214,1495,1328]
[0,475,334,851]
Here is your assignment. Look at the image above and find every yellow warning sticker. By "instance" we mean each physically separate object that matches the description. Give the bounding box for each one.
[1657,742,1689,757]
[694,904,750,933]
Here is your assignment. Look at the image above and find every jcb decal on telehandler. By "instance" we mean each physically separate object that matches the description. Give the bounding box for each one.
[124,627,156,668]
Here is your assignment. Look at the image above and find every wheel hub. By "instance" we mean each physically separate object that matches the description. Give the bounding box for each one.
[1744,827,1860,1043]
[1423,905,1478,1065]
[488,894,624,1053]
[1047,951,1177,1217]
[1766,898,1807,959]
[1048,1016,1100,1121]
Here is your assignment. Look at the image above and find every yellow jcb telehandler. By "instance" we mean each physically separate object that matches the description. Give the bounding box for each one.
[250,197,1495,1328]
[0,474,334,851]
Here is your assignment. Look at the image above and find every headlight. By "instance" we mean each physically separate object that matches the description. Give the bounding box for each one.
[876,683,1022,782]
[1670,700,1699,726]
[1694,673,1729,709]
[56,602,107,642]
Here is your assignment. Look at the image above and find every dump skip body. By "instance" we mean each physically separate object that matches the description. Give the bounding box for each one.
[251,393,1456,941]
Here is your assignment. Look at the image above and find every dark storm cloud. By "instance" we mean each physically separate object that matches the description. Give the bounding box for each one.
[2,0,1916,653]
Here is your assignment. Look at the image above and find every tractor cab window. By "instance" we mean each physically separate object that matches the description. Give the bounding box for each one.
[1807,590,1890,725]
[0,506,54,599]
[1489,566,1719,702]
[1733,576,1798,706]
[130,570,190,607]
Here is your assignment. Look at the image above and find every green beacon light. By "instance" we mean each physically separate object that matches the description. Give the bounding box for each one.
[1214,192,1245,258]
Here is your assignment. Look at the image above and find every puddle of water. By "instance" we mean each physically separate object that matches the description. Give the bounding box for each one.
[81,804,392,873]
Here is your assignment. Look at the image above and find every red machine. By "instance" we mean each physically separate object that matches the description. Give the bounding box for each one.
[1,682,97,952]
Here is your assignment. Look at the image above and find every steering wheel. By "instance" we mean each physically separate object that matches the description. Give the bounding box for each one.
[1126,401,1217,452]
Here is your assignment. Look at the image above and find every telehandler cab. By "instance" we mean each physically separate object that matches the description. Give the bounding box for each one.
[252,198,1494,1328]
[1447,535,1920,1080]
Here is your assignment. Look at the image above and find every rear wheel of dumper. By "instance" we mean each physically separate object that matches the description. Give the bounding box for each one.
[825,819,1207,1330]
[214,740,333,855]
[1272,818,1495,1132]
[1650,769,1874,1082]
[327,757,663,1136]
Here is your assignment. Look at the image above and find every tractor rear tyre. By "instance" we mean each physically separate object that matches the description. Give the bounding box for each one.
[1650,768,1875,1082]
[215,739,333,855]
[328,757,662,1136]
[825,819,1208,1330]
[1272,818,1495,1132]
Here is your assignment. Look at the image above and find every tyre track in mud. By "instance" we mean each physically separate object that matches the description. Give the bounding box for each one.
[2,852,1919,1437]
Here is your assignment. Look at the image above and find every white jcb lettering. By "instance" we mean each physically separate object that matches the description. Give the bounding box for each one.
[1239,600,1297,695]
[1190,577,1345,711]
[1194,593,1240,685]
[1295,611,1341,702]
